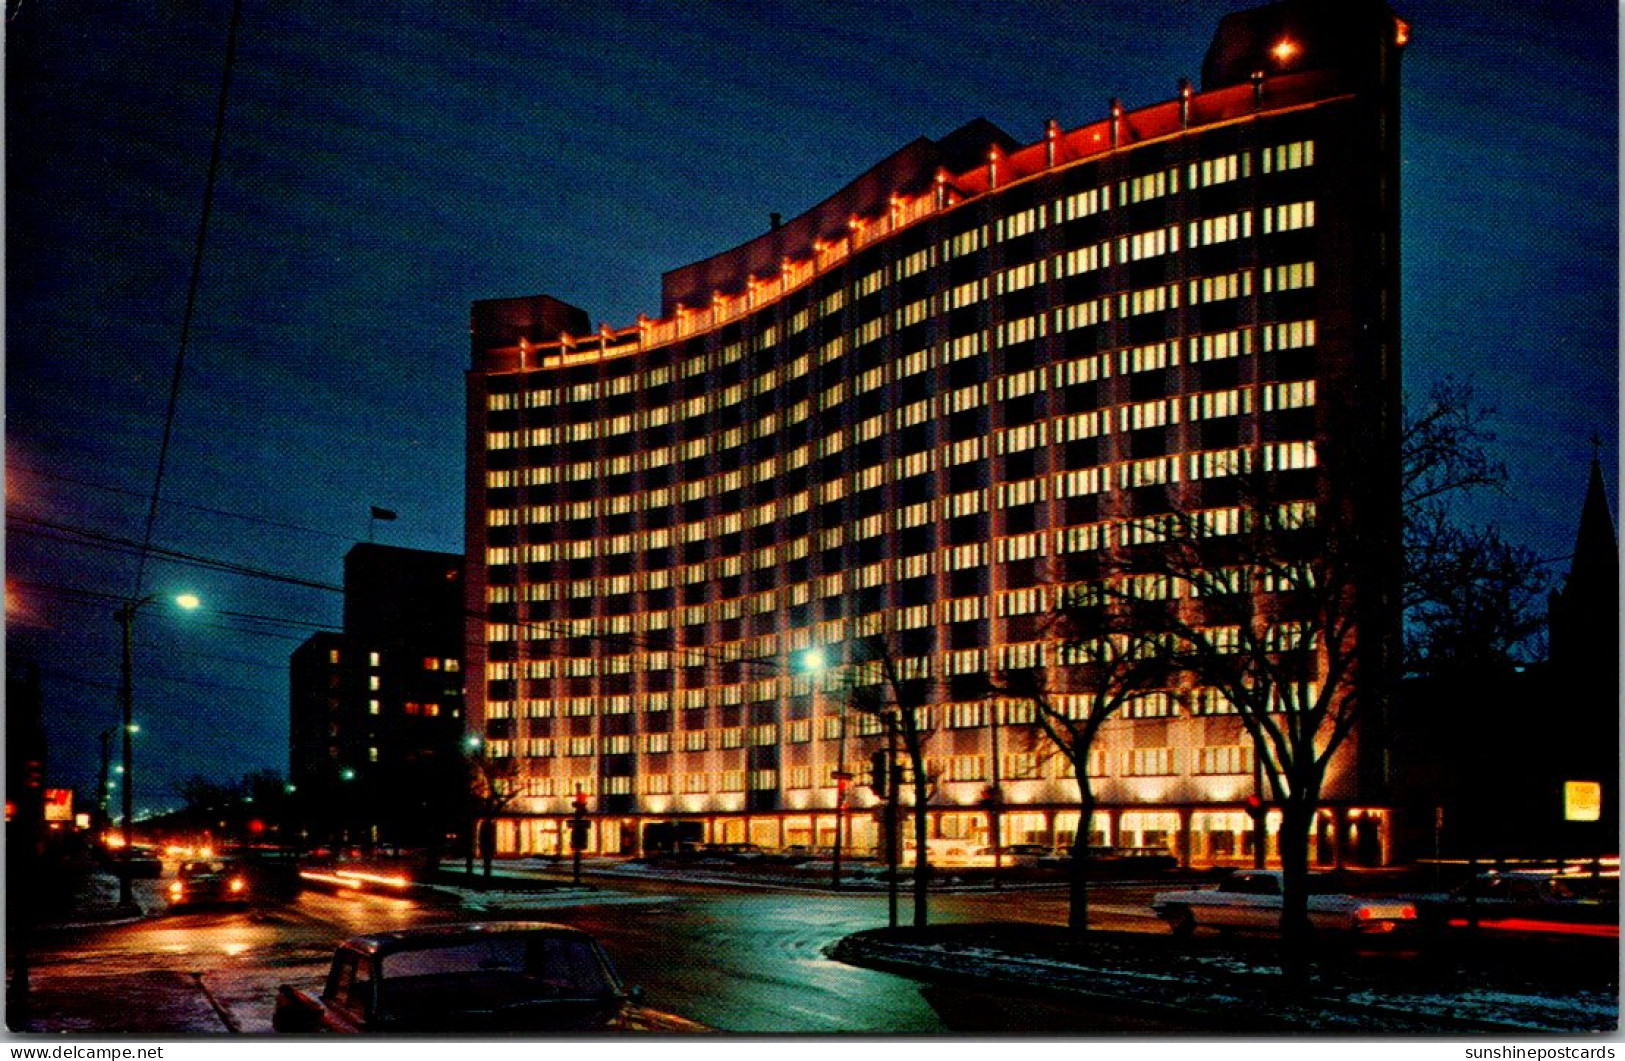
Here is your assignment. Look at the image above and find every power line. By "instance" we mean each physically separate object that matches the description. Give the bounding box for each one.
[9,463,356,543]
[38,665,271,700]
[13,513,771,671]
[10,516,344,593]
[132,0,245,601]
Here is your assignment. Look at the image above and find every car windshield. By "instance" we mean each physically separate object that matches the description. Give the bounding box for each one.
[380,935,617,995]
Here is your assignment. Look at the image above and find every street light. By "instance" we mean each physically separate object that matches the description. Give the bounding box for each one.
[801,647,849,890]
[114,592,199,908]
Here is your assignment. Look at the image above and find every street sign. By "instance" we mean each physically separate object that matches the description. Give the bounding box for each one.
[1565,780,1602,822]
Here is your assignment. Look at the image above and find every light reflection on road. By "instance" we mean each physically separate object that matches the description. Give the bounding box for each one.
[24,876,1149,1033]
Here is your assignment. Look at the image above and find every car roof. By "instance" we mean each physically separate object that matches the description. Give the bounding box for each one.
[341,921,590,957]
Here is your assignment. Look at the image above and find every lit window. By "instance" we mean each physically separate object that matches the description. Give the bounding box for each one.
[1126,748,1175,776]
[1197,746,1253,775]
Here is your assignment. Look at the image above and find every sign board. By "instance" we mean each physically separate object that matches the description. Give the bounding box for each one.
[1564,780,1602,822]
[44,789,73,822]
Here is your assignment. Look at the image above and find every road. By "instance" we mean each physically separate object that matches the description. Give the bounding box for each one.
[15,874,1159,1034]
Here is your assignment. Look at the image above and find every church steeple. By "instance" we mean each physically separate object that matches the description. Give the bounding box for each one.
[1549,456,1618,672]
[1571,457,1618,588]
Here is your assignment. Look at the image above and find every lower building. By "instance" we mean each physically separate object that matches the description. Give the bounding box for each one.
[288,544,467,850]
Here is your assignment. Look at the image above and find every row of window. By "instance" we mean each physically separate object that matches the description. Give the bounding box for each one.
[482,660,1317,719]
[487,407,1314,533]
[482,506,1315,630]
[488,291,1316,456]
[497,258,1318,422]
[485,441,1319,562]
[326,648,461,673]
[484,743,1258,788]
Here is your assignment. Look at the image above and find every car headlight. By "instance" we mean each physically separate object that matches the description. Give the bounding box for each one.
[169,882,184,897]
[229,878,245,893]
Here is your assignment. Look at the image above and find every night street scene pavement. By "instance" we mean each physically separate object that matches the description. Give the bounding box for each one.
[7,0,1619,1053]
[9,856,1617,1036]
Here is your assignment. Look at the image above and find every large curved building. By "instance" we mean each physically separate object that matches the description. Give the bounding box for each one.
[465,0,1408,867]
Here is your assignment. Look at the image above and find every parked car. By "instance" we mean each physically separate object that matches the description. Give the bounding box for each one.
[1038,846,1179,875]
[697,842,768,863]
[1151,869,1417,937]
[901,840,994,868]
[1417,871,1619,938]
[168,859,250,908]
[1000,844,1056,867]
[272,922,706,1033]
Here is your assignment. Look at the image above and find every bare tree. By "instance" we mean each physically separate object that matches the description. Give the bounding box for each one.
[845,631,941,928]
[1405,514,1548,674]
[465,743,523,882]
[994,576,1176,931]
[1140,475,1366,988]
[1402,377,1549,672]
[1401,377,1507,510]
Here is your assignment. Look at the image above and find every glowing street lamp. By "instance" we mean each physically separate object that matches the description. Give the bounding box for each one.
[114,592,199,908]
[801,647,849,889]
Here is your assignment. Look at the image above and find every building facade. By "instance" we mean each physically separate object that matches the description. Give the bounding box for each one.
[465,0,1408,866]
[289,544,466,849]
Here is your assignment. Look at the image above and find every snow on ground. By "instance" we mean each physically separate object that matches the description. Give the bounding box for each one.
[833,932,1619,1033]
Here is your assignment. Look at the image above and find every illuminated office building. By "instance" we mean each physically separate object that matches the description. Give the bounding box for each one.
[290,544,466,848]
[465,0,1408,865]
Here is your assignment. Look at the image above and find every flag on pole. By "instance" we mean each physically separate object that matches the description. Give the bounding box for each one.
[370,506,398,521]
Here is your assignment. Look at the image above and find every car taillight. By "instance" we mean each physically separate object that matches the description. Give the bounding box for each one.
[1356,906,1372,920]
[169,882,183,897]
[1398,904,1416,920]
[229,878,245,893]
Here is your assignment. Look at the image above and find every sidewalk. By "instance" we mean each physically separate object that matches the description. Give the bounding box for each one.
[415,863,676,913]
[831,922,1619,1033]
[28,869,158,933]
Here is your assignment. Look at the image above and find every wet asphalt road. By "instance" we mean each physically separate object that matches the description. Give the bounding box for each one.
[16,875,1146,1034]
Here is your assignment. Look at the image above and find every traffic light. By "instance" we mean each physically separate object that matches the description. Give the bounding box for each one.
[869,750,890,798]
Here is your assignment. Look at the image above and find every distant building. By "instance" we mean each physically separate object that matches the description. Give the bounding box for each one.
[288,544,466,849]
[1396,460,1618,860]
[464,0,1409,865]
[1540,459,1617,854]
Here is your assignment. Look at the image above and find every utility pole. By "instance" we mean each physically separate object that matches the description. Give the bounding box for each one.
[96,730,113,837]
[569,787,589,886]
[886,715,901,928]
[831,687,851,890]
[1251,749,1267,869]
[116,602,137,910]
[988,696,1003,890]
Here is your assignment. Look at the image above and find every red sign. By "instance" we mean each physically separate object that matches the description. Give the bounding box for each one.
[43,789,73,822]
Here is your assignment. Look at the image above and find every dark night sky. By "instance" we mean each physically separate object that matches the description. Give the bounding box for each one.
[6,1,1617,814]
